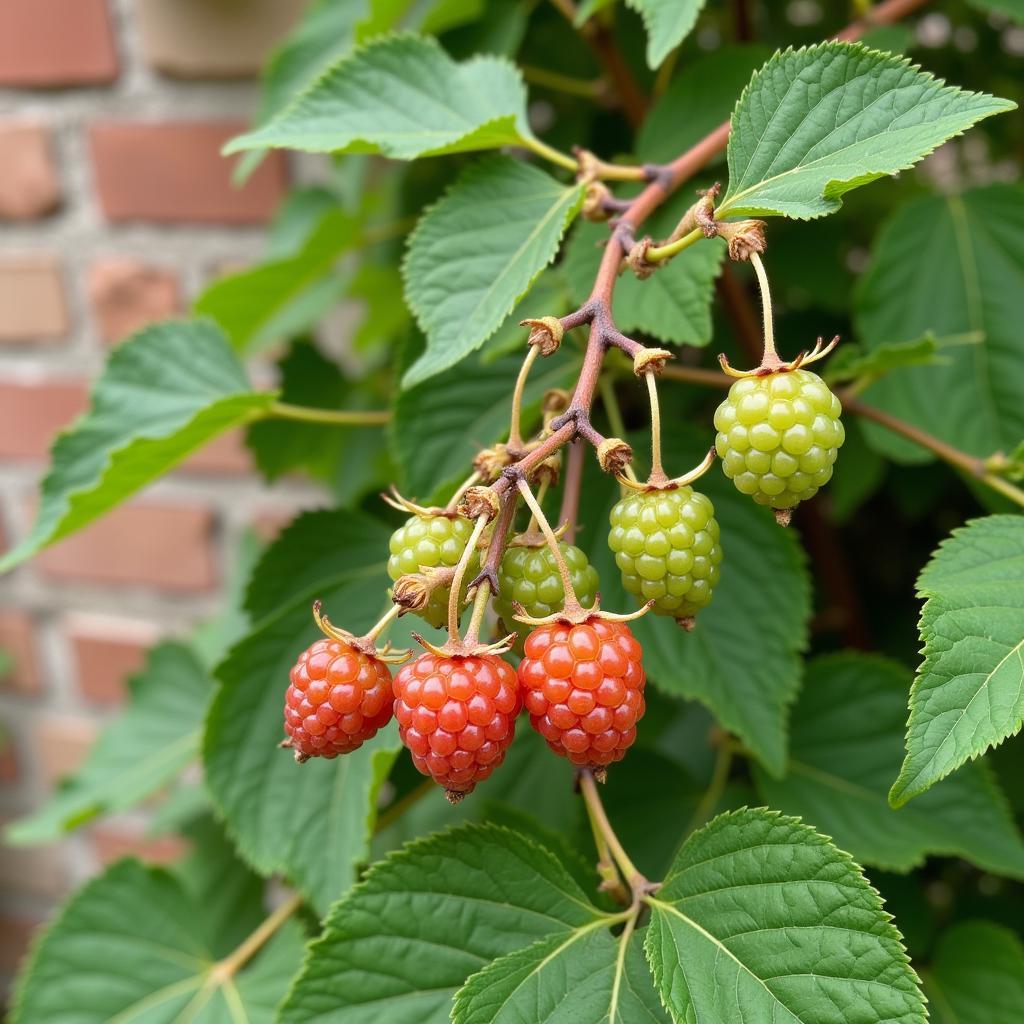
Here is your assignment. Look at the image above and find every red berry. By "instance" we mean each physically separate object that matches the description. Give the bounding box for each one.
[518,618,645,768]
[393,652,521,797]
[284,638,394,760]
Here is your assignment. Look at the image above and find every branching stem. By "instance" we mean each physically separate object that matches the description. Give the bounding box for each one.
[645,226,704,263]
[579,769,645,889]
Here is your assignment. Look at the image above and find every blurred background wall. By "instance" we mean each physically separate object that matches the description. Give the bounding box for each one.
[0,0,329,990]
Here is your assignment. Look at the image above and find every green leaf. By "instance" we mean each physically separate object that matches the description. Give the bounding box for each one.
[226,34,537,159]
[195,209,358,353]
[587,458,809,776]
[235,0,367,181]
[890,515,1024,807]
[645,807,926,1024]
[923,921,1024,1024]
[754,653,1024,876]
[626,0,706,69]
[279,824,604,1024]
[7,642,211,844]
[719,42,1015,220]
[246,340,366,485]
[402,157,583,386]
[205,509,407,914]
[10,858,305,1024]
[393,343,578,498]
[564,204,724,347]
[854,185,1024,464]
[0,321,274,571]
[824,334,944,387]
[637,45,770,164]
[454,926,669,1024]
[966,0,1024,22]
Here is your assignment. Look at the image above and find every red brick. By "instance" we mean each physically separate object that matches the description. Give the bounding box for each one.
[180,428,252,475]
[137,0,307,79]
[35,502,218,592]
[35,715,99,785]
[0,609,41,696]
[91,824,189,866]
[0,729,18,784]
[89,122,287,224]
[250,509,299,542]
[87,259,181,345]
[0,911,43,976]
[0,124,61,220]
[66,613,158,705]
[0,821,68,899]
[0,0,118,87]
[0,258,69,343]
[0,378,87,460]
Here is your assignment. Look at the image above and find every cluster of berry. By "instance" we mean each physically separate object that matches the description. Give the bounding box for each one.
[282,259,845,799]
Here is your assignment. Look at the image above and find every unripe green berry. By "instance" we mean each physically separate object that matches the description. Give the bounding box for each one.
[608,487,722,618]
[493,541,600,625]
[387,515,478,628]
[714,369,844,509]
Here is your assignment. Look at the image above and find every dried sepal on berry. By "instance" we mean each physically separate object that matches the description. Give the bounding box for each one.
[457,485,501,522]
[597,437,633,476]
[521,316,563,356]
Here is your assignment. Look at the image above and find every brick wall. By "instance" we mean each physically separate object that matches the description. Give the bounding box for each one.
[0,0,326,990]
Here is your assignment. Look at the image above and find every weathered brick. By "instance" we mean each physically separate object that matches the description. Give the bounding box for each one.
[0,911,43,976]
[35,502,218,592]
[137,0,307,79]
[92,824,189,866]
[0,258,69,343]
[0,821,68,899]
[0,609,41,696]
[87,259,181,345]
[0,124,61,220]
[0,730,19,784]
[89,121,287,224]
[35,714,99,785]
[0,0,118,87]
[0,378,87,460]
[66,613,158,705]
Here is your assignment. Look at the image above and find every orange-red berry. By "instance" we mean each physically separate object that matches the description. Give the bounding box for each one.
[393,652,521,797]
[518,618,645,768]
[284,638,394,759]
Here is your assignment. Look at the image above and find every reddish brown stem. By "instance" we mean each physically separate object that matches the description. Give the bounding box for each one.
[472,0,932,596]
[560,439,586,545]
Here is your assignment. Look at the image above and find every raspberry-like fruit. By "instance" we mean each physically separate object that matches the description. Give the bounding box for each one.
[493,541,600,625]
[608,488,722,619]
[714,369,844,509]
[393,652,521,797]
[387,514,478,628]
[284,638,394,760]
[519,618,645,768]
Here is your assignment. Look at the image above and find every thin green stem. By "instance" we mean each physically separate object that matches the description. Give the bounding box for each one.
[374,778,435,834]
[509,345,541,448]
[267,402,389,426]
[447,514,490,639]
[644,372,665,484]
[463,579,493,647]
[645,226,704,263]
[517,478,579,608]
[526,477,550,535]
[209,893,302,985]
[579,770,645,888]
[523,136,579,172]
[683,746,733,838]
[522,65,603,98]
[363,602,401,644]
[749,251,776,362]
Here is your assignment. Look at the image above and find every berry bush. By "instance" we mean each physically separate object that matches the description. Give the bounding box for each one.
[6,2,1024,1022]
